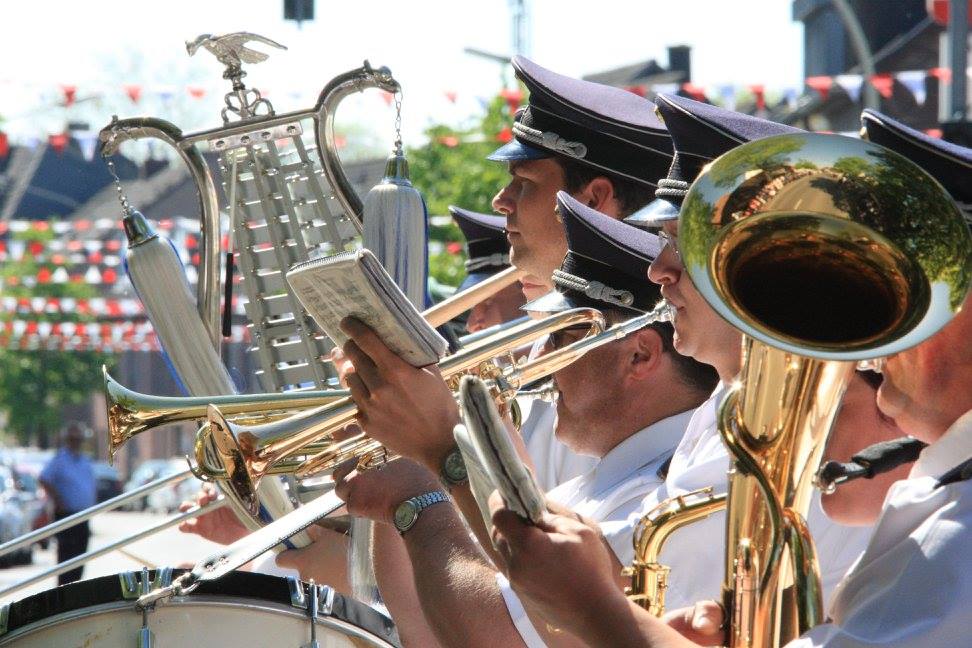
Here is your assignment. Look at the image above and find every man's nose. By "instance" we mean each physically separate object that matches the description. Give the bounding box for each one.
[647,246,681,286]
[492,183,516,216]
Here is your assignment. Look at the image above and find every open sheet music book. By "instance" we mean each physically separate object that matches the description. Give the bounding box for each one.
[455,375,545,528]
[286,249,448,367]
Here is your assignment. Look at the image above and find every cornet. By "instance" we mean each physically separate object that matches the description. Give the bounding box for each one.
[104,368,349,463]
[205,301,675,515]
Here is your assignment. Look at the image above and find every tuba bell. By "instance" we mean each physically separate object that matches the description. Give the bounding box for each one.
[678,132,972,647]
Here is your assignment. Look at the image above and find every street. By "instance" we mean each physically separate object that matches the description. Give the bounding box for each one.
[0,510,225,605]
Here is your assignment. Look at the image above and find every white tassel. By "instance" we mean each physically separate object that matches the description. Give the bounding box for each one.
[358,148,428,606]
[362,149,429,309]
[123,210,235,396]
[123,209,313,547]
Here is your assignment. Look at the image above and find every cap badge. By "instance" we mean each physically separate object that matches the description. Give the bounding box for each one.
[513,122,588,159]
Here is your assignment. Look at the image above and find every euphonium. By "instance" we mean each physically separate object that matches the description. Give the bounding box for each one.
[103,368,349,463]
[205,301,675,515]
[679,133,972,647]
[624,487,726,616]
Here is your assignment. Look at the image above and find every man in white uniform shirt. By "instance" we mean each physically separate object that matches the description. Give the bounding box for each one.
[332,191,716,647]
[618,94,873,607]
[483,109,972,647]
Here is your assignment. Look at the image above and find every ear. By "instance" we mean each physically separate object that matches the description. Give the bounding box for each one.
[582,177,617,213]
[627,327,664,382]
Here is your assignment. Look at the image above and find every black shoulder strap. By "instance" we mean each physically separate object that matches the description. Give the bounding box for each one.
[656,453,674,481]
[816,436,927,491]
[936,456,972,489]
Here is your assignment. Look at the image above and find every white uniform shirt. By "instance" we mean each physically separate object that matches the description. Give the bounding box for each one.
[791,409,972,648]
[499,409,695,647]
[518,397,597,491]
[517,335,598,491]
[627,384,873,610]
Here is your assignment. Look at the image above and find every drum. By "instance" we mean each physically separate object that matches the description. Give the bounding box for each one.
[0,570,400,647]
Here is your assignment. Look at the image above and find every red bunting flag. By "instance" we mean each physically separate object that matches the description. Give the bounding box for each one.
[928,67,952,82]
[188,86,206,99]
[61,85,77,107]
[625,85,646,97]
[124,85,142,103]
[436,135,460,148]
[870,73,895,99]
[681,83,708,102]
[444,90,458,103]
[806,76,832,100]
[48,133,69,154]
[380,91,394,106]
[748,84,766,111]
[496,127,513,143]
[499,88,523,112]
[0,132,8,158]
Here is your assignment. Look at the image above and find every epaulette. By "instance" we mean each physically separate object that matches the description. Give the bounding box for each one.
[936,456,972,489]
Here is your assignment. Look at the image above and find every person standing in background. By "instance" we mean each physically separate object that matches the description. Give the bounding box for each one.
[39,422,96,585]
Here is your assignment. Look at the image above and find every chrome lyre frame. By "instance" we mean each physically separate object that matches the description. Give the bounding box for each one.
[97,61,399,352]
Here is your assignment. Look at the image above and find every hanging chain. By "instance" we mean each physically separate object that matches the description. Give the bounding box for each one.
[393,89,404,155]
[103,152,135,217]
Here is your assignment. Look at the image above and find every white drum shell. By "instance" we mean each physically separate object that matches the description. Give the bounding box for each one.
[0,595,396,648]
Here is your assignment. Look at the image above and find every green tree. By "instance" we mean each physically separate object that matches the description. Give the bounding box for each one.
[408,95,518,287]
[0,224,112,446]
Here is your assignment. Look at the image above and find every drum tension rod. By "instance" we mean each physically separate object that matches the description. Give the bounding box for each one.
[289,576,335,648]
[138,567,156,648]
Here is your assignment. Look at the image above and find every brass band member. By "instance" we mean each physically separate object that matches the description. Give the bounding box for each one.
[335,190,714,647]
[486,108,972,647]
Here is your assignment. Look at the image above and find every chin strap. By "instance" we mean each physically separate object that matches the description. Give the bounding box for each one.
[814,436,927,494]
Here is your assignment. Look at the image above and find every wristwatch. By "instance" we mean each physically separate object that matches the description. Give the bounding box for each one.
[393,491,449,535]
[440,446,468,487]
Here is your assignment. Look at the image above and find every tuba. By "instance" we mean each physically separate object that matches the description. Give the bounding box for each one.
[625,487,726,616]
[678,132,972,647]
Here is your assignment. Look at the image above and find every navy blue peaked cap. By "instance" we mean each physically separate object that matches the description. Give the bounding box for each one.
[861,109,972,224]
[524,192,662,314]
[505,56,673,188]
[449,205,511,292]
[626,94,801,228]
[488,108,551,161]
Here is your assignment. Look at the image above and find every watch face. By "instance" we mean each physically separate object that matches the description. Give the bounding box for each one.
[444,449,468,483]
[394,500,418,532]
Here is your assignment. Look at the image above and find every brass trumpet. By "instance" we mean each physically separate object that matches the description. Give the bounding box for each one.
[203,306,608,515]
[203,301,675,515]
[104,367,349,463]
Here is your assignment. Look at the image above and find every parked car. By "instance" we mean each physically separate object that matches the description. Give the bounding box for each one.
[146,459,204,513]
[2,449,53,553]
[0,465,32,567]
[93,462,123,503]
[122,459,185,511]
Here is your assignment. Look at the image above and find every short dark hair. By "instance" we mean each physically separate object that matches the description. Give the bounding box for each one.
[603,309,718,395]
[556,157,656,217]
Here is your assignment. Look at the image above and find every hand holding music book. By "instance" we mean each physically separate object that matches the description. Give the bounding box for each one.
[286,249,448,367]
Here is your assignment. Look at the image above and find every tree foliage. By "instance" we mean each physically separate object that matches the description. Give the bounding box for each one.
[408,95,517,287]
[0,225,111,445]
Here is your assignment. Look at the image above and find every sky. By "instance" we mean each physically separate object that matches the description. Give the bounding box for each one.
[0,0,804,150]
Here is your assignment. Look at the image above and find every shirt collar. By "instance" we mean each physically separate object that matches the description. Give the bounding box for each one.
[589,408,695,495]
[911,409,972,478]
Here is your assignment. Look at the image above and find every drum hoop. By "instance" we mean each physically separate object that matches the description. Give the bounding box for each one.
[0,596,398,647]
[0,571,399,647]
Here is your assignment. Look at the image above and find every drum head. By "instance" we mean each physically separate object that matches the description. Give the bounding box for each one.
[0,570,400,647]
